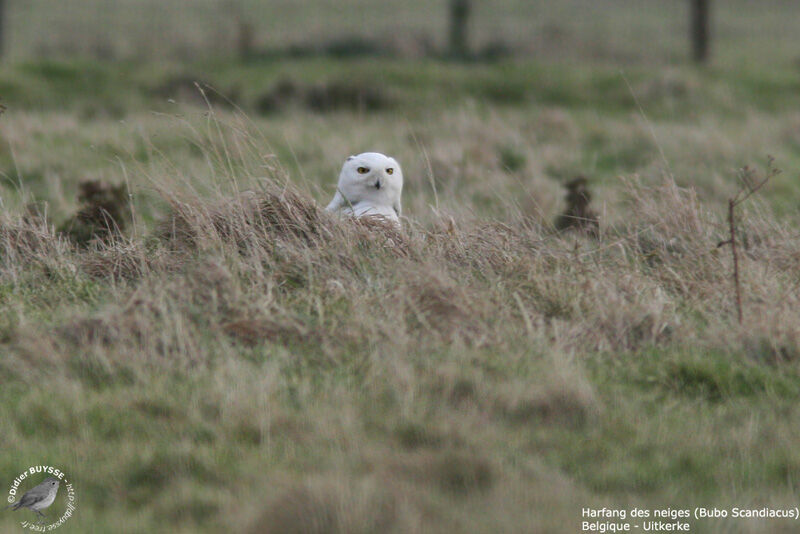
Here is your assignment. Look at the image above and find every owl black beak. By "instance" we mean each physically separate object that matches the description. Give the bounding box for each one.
[374,179,382,190]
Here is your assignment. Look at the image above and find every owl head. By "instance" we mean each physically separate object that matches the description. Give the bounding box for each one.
[337,152,403,206]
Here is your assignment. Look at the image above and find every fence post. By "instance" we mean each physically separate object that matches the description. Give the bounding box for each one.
[690,0,710,63]
[0,0,6,58]
[448,0,471,58]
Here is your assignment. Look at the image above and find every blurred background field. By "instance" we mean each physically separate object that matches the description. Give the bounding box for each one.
[5,0,800,67]
[2,1,800,533]
[1,0,800,221]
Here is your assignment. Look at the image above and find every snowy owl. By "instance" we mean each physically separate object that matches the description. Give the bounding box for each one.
[326,152,402,225]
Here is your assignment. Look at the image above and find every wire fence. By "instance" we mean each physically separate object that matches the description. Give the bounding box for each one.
[1,1,798,65]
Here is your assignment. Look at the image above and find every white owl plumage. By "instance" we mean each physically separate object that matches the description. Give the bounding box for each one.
[325,152,403,225]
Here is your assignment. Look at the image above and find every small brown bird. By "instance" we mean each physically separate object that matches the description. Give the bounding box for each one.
[555,176,599,237]
[6,477,60,523]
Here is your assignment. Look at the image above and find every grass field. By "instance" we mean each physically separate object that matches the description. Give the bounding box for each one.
[7,0,800,67]
[2,3,800,533]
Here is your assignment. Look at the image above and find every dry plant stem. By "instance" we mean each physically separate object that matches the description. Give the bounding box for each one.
[728,198,742,325]
[718,158,778,326]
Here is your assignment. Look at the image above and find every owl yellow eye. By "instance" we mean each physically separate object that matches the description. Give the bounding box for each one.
[386,168,394,175]
[357,167,369,174]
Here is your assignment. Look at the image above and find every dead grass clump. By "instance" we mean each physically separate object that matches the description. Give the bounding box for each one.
[155,186,412,308]
[2,329,66,381]
[391,450,494,496]
[423,365,482,409]
[403,270,481,343]
[185,257,239,309]
[434,221,540,274]
[60,179,130,246]
[222,317,312,348]
[623,178,726,299]
[743,333,800,364]
[495,375,599,428]
[621,173,798,331]
[256,189,327,245]
[250,477,397,534]
[157,189,327,253]
[625,178,707,248]
[62,316,124,348]
[394,420,447,450]
[59,287,208,362]
[80,243,181,280]
[715,305,800,364]
[156,192,261,252]
[0,212,64,262]
[580,276,675,351]
[61,300,160,349]
[523,267,583,320]
[348,216,410,257]
[432,450,494,495]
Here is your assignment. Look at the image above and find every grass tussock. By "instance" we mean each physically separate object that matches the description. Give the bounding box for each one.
[252,476,398,534]
[5,166,800,367]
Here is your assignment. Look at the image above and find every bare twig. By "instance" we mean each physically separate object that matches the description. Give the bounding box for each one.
[718,157,780,324]
[727,197,742,324]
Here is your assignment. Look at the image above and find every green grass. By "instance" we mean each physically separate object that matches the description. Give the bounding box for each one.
[2,39,800,534]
